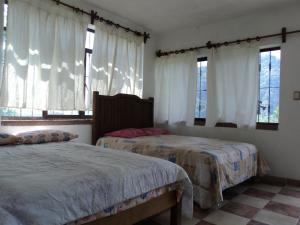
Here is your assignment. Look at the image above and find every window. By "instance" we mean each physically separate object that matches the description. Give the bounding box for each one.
[195,47,281,130]
[0,3,94,121]
[195,57,207,125]
[258,47,281,124]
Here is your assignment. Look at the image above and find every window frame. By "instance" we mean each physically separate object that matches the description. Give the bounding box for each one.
[1,3,93,124]
[194,47,280,131]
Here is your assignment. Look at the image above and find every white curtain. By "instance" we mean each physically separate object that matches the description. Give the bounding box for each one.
[87,23,144,109]
[0,0,4,89]
[206,44,260,128]
[154,52,198,125]
[0,0,88,110]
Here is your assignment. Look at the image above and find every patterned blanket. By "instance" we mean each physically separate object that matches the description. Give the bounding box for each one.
[0,142,192,225]
[97,135,269,209]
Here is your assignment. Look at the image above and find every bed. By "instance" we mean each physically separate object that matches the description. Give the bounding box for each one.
[92,92,270,209]
[0,141,193,225]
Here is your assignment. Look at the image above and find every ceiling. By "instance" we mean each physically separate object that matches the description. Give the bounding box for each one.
[83,0,298,33]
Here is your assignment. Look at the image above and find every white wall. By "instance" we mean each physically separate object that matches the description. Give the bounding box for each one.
[0,0,157,144]
[155,3,300,180]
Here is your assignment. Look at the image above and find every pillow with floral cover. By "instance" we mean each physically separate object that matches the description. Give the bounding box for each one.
[0,133,21,146]
[17,130,78,145]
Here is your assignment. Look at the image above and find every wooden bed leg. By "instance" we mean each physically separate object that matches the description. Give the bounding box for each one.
[170,200,182,225]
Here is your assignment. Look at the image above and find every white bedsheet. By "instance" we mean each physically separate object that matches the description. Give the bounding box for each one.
[0,142,192,225]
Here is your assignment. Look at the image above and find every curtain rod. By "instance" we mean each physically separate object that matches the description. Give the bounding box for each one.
[50,0,150,43]
[156,27,300,57]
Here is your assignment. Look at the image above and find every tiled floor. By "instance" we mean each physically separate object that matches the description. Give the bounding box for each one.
[139,180,300,225]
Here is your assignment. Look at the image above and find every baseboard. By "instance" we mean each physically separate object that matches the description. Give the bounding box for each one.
[256,175,300,187]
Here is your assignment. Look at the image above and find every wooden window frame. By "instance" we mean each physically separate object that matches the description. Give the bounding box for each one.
[194,47,280,131]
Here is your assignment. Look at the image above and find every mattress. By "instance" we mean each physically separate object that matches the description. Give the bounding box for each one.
[0,142,192,225]
[97,134,269,209]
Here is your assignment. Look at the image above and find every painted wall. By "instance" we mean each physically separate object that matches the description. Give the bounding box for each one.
[0,0,157,143]
[155,3,300,180]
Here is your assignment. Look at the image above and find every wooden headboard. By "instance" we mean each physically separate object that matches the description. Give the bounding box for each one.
[92,91,154,145]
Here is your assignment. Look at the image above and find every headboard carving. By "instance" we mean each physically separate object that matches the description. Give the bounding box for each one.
[92,91,154,145]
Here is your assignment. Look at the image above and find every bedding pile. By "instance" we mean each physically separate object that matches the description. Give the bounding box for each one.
[0,142,192,225]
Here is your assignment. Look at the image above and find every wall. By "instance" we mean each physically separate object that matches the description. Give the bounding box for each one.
[0,0,157,144]
[155,3,300,180]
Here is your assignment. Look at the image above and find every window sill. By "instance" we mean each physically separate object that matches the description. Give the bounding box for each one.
[1,119,92,126]
[194,119,278,131]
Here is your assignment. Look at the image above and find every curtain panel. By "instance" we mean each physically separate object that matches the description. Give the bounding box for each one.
[0,0,88,110]
[87,23,144,109]
[206,44,260,128]
[154,52,198,125]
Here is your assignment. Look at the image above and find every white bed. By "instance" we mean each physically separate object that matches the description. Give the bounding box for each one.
[0,141,192,225]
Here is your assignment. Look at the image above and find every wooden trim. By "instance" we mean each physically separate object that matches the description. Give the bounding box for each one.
[260,46,281,52]
[1,119,92,126]
[84,190,181,225]
[256,122,278,130]
[194,119,278,130]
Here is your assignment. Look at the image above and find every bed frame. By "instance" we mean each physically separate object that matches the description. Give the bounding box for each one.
[91,92,182,225]
[92,91,154,145]
[84,190,181,225]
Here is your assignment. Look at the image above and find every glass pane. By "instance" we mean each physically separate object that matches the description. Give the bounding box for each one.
[0,108,20,117]
[195,90,201,118]
[195,59,208,119]
[20,109,33,117]
[85,30,95,50]
[48,110,79,116]
[270,50,281,88]
[269,87,279,123]
[200,90,207,118]
[260,51,270,89]
[3,3,8,28]
[32,110,43,117]
[258,88,269,123]
[85,111,93,116]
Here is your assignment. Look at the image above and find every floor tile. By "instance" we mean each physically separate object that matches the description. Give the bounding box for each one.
[280,188,300,199]
[251,183,282,193]
[247,220,269,225]
[286,185,300,192]
[232,194,269,209]
[221,202,259,219]
[203,210,250,225]
[196,221,215,225]
[152,211,200,225]
[273,194,300,208]
[264,201,300,218]
[194,204,211,220]
[253,209,298,225]
[244,188,276,200]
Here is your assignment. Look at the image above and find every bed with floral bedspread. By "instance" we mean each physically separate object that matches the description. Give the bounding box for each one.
[97,135,269,209]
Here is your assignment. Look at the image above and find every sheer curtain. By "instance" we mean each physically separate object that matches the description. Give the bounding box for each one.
[154,52,198,125]
[87,23,144,109]
[0,0,4,88]
[206,44,260,128]
[0,0,88,110]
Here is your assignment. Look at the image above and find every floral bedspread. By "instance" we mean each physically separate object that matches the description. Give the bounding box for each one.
[97,135,269,209]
